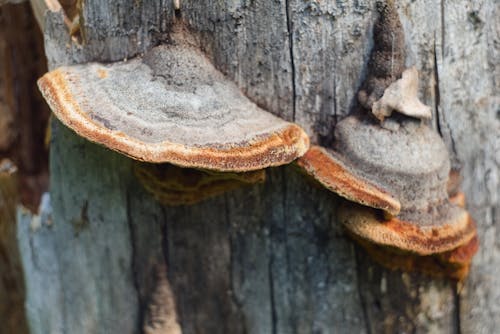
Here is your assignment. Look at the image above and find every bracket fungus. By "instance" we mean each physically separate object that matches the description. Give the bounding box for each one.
[37,29,309,172]
[134,162,265,206]
[297,0,478,279]
[296,146,401,216]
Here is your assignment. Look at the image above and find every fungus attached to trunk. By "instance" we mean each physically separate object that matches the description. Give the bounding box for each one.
[296,145,401,216]
[300,116,477,260]
[338,202,476,256]
[37,30,309,172]
[134,162,265,206]
[349,228,479,281]
[296,0,478,279]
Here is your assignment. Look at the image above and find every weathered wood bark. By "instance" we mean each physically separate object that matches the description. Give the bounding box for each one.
[0,5,48,333]
[16,1,499,333]
[0,3,49,210]
[0,162,29,334]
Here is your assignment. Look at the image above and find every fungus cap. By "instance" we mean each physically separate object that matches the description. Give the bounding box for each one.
[351,231,479,281]
[38,41,309,171]
[295,0,478,271]
[298,118,478,260]
[338,201,477,256]
[332,115,451,220]
[297,114,451,218]
[296,145,401,216]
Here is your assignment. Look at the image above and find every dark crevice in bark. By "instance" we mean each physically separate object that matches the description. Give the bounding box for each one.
[433,38,459,162]
[266,172,282,334]
[268,253,278,334]
[160,207,170,272]
[28,233,41,272]
[333,70,338,128]
[125,190,144,333]
[0,4,50,211]
[433,39,443,137]
[282,168,295,332]
[285,0,297,122]
[454,284,462,334]
[354,246,372,334]
[492,207,497,226]
[224,194,247,334]
[440,0,445,58]
[449,131,459,165]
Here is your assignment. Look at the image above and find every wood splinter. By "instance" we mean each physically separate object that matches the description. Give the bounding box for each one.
[143,264,182,334]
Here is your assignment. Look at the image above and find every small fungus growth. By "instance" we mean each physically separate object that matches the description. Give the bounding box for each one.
[297,0,478,280]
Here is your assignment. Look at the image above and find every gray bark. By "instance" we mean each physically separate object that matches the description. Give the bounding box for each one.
[17,1,499,333]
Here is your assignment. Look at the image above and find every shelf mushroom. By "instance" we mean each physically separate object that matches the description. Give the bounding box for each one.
[133,163,266,206]
[38,32,309,172]
[38,28,310,205]
[297,0,478,280]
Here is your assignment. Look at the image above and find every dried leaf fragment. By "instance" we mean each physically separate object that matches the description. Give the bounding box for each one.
[372,67,432,121]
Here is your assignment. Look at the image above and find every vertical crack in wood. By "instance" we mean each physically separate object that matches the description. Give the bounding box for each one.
[433,39,443,137]
[492,207,497,226]
[440,0,445,58]
[280,168,295,331]
[224,193,247,334]
[453,283,462,334]
[28,231,41,272]
[268,253,278,334]
[354,246,372,334]
[285,0,297,122]
[433,34,459,160]
[160,207,170,275]
[125,189,144,333]
[333,70,338,129]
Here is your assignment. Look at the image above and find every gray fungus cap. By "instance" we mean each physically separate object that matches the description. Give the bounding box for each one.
[38,38,309,172]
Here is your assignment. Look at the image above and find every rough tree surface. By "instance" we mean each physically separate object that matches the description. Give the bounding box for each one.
[16,1,499,334]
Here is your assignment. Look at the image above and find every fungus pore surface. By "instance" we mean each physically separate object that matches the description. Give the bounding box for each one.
[134,163,266,206]
[352,232,479,281]
[338,202,477,256]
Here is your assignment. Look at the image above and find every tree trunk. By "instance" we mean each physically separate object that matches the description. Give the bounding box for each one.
[16,1,499,333]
